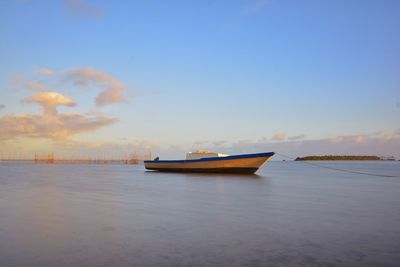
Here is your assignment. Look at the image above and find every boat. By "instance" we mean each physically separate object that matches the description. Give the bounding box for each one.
[144,150,274,174]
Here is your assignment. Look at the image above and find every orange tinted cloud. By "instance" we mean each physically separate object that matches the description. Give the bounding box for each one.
[272,132,286,141]
[0,91,117,140]
[26,91,76,115]
[330,135,368,144]
[24,81,48,91]
[1,67,126,142]
[65,68,127,106]
[0,113,117,139]
[35,67,55,76]
[16,67,127,107]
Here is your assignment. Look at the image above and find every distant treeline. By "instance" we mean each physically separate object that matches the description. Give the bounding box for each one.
[295,155,381,161]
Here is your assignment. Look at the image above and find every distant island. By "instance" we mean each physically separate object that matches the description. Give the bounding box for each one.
[295,155,389,161]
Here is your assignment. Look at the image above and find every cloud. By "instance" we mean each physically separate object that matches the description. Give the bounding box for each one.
[382,130,400,141]
[65,68,127,106]
[355,135,366,144]
[212,140,227,146]
[272,132,286,141]
[193,140,208,145]
[2,67,127,141]
[26,91,76,115]
[26,91,75,108]
[24,80,48,91]
[0,104,5,110]
[14,67,128,107]
[12,74,49,92]
[35,67,55,76]
[202,131,400,159]
[11,75,25,84]
[9,75,25,90]
[234,139,253,146]
[66,0,103,17]
[330,136,344,144]
[140,140,157,150]
[0,91,117,140]
[288,134,306,140]
[189,140,228,153]
[0,112,117,140]
[330,135,369,144]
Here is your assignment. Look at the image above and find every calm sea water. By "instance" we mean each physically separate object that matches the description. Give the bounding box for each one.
[0,161,399,267]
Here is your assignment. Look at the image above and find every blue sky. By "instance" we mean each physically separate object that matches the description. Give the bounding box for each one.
[0,0,399,158]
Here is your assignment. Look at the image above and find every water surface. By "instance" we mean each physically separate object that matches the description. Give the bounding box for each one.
[0,161,399,266]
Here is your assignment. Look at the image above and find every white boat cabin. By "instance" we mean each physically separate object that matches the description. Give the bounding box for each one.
[186,150,229,160]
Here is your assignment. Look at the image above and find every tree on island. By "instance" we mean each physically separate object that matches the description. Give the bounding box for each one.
[295,155,382,161]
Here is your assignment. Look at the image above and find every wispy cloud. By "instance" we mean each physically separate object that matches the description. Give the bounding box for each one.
[0,104,5,110]
[212,140,227,146]
[12,74,49,92]
[355,135,366,144]
[24,80,48,91]
[383,133,394,141]
[272,132,286,141]
[11,75,25,83]
[66,0,103,17]
[0,112,117,140]
[330,135,369,144]
[65,68,127,106]
[288,134,306,140]
[35,67,55,76]
[193,140,208,145]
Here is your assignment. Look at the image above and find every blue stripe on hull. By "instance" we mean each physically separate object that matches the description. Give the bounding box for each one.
[145,167,259,174]
[144,152,275,164]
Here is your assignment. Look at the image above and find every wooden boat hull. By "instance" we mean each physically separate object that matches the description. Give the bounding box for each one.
[144,152,274,174]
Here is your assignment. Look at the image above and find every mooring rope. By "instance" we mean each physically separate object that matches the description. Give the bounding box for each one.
[275,152,399,178]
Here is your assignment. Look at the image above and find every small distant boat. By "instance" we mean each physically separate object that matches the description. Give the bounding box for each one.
[144,150,275,174]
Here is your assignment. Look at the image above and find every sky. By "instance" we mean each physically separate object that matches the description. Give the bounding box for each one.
[0,0,399,159]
